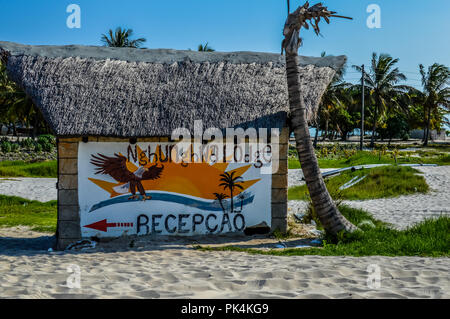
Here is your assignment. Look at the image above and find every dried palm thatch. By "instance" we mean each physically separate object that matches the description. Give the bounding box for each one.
[0,41,345,137]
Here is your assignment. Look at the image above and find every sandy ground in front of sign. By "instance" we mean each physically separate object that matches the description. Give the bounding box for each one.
[0,166,449,298]
[0,226,449,298]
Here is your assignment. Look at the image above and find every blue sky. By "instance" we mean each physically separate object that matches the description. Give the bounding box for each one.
[0,0,449,89]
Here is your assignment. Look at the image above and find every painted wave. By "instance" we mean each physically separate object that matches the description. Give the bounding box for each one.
[89,192,255,213]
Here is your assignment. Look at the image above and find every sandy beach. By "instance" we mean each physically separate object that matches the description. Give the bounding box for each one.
[0,166,449,299]
[0,227,448,299]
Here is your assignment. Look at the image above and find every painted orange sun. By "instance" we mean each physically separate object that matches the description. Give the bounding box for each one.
[88,144,260,199]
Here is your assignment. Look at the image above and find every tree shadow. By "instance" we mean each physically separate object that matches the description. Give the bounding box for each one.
[0,232,320,257]
[0,234,56,256]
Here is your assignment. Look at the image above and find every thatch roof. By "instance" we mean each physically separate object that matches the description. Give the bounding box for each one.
[0,41,345,137]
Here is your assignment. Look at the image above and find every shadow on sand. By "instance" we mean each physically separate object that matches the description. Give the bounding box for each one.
[0,232,320,257]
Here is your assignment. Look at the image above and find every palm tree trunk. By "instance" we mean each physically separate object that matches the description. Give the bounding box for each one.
[422,107,427,142]
[424,106,431,146]
[313,119,319,148]
[219,200,225,214]
[370,107,378,148]
[230,189,233,213]
[285,54,356,235]
[322,119,328,141]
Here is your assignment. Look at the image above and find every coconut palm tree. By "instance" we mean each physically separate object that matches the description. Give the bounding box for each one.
[282,2,357,235]
[198,42,215,52]
[328,87,360,141]
[213,192,228,214]
[352,53,408,147]
[316,61,352,143]
[416,63,449,146]
[101,27,147,48]
[0,62,24,135]
[0,62,50,137]
[219,172,244,213]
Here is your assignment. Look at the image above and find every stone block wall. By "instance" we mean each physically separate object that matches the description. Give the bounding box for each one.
[270,127,289,233]
[57,137,81,250]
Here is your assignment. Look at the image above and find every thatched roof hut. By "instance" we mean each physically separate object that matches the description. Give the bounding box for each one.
[0,41,345,137]
[0,41,346,249]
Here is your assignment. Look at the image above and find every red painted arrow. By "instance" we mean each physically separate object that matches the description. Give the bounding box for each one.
[83,219,133,232]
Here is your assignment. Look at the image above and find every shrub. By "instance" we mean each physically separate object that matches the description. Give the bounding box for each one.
[34,142,43,153]
[10,143,20,153]
[41,141,53,152]
[37,134,56,152]
[1,140,12,153]
[37,134,56,146]
[20,138,35,149]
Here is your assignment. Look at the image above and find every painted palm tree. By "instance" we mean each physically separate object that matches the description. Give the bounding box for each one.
[213,192,228,214]
[282,2,357,235]
[198,42,215,52]
[101,27,147,48]
[416,64,449,146]
[352,53,408,147]
[219,172,244,213]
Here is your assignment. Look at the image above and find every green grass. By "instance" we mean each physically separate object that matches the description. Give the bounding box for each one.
[0,160,57,178]
[288,151,450,169]
[0,194,57,233]
[288,166,429,201]
[197,205,450,257]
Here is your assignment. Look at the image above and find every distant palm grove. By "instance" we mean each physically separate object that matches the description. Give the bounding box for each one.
[0,27,449,147]
[315,52,449,147]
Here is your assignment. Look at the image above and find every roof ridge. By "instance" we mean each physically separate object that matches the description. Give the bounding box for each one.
[0,41,345,71]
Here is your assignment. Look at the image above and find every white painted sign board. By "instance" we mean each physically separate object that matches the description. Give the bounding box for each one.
[78,142,272,237]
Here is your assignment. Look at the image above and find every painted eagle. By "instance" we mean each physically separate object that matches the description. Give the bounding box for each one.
[90,153,164,200]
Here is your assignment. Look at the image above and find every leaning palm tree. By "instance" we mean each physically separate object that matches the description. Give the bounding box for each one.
[213,192,228,214]
[219,172,244,213]
[198,42,215,52]
[101,27,147,48]
[353,53,408,147]
[282,2,357,235]
[417,63,449,146]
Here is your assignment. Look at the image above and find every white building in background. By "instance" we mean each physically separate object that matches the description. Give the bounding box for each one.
[409,129,447,141]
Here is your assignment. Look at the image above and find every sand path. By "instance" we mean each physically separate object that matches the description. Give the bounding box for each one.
[288,166,450,229]
[0,177,56,202]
